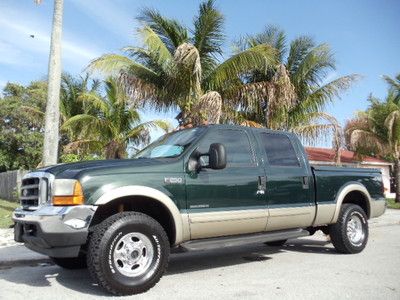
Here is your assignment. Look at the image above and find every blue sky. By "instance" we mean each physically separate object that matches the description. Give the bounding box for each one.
[0,0,399,134]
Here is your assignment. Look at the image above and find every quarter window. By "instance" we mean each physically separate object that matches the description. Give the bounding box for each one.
[260,133,300,167]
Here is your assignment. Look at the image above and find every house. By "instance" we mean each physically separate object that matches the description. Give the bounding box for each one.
[305,147,393,198]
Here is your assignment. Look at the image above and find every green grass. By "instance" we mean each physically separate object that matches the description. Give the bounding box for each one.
[0,199,19,229]
[386,198,400,209]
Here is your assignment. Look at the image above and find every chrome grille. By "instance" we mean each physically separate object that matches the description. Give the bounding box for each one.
[20,172,53,210]
[21,177,40,208]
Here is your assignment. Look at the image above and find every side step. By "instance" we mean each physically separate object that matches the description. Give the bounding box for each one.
[180,228,310,251]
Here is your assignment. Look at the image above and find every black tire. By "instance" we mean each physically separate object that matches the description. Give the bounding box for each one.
[87,212,170,296]
[51,255,87,269]
[265,239,287,247]
[328,204,369,254]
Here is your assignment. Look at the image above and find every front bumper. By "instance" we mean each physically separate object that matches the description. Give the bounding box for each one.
[12,205,96,258]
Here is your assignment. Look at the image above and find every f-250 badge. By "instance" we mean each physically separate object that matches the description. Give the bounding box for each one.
[164,177,184,184]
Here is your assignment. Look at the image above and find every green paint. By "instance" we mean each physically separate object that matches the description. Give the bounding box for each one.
[38,125,384,213]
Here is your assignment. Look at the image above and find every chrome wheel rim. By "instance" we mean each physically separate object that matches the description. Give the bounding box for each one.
[113,232,154,277]
[346,213,365,246]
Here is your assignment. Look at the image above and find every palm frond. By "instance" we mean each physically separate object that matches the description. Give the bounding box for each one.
[125,120,171,144]
[291,43,335,99]
[192,0,224,75]
[286,36,314,75]
[290,74,360,124]
[62,114,111,140]
[384,110,400,148]
[293,123,337,145]
[191,91,222,125]
[383,74,400,104]
[292,112,343,152]
[138,7,189,53]
[206,44,277,91]
[87,54,135,75]
[174,43,202,83]
[349,129,388,155]
[138,26,173,70]
[77,92,108,114]
[63,139,104,154]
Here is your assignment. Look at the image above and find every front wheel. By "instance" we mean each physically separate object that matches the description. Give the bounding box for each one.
[87,212,170,296]
[328,204,369,254]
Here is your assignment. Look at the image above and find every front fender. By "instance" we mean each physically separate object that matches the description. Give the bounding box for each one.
[95,185,189,245]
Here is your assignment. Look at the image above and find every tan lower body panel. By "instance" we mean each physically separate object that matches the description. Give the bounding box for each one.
[188,209,268,239]
[313,203,336,226]
[267,206,315,231]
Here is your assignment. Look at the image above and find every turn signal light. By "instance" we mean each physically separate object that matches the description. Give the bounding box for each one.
[53,181,84,206]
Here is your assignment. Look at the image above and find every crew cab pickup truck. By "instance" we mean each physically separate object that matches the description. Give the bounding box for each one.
[13,125,386,295]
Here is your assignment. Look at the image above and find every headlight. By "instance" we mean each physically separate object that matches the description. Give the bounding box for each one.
[52,179,84,206]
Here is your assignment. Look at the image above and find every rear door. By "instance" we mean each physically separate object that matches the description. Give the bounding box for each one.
[185,127,268,239]
[256,131,315,231]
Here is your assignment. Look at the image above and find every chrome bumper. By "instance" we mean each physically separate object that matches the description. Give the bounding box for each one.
[12,205,97,257]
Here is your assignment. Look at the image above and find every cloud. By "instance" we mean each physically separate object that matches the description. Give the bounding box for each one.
[69,0,138,41]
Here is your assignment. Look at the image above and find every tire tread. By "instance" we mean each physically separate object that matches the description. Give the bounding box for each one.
[328,204,368,254]
[87,212,169,296]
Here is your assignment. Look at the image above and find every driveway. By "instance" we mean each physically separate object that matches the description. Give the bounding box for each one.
[0,209,399,299]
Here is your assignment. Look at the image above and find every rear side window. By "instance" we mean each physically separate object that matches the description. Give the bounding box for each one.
[198,129,255,166]
[260,133,300,167]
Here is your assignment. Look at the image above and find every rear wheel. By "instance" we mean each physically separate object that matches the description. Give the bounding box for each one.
[265,239,287,247]
[87,212,169,296]
[328,204,368,254]
[51,255,87,269]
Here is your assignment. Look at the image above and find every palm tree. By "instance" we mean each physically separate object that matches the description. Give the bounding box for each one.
[62,78,170,159]
[60,73,101,122]
[232,26,358,139]
[346,91,400,202]
[88,0,277,127]
[35,0,64,166]
[383,73,400,104]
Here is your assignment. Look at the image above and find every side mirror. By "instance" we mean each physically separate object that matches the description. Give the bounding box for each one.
[208,143,227,170]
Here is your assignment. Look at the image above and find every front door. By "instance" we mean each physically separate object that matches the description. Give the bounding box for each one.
[185,128,268,239]
[256,132,315,231]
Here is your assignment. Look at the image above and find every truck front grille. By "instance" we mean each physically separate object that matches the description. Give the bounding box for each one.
[20,176,49,210]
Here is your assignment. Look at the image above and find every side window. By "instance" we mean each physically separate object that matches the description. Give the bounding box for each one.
[198,129,255,167]
[260,133,300,167]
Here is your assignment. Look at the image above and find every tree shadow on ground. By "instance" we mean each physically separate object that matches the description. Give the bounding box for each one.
[0,237,337,296]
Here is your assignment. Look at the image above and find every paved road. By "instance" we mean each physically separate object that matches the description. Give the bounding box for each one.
[0,211,399,300]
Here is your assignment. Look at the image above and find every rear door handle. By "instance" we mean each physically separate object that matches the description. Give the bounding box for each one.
[302,176,309,189]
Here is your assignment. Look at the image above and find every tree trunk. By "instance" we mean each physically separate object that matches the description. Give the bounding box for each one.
[395,159,400,203]
[42,0,64,166]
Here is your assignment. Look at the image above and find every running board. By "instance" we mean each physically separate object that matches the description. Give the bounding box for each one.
[179,228,310,251]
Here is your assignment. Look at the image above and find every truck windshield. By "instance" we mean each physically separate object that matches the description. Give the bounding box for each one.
[134,127,205,159]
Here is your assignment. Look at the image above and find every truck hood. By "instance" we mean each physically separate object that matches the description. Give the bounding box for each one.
[37,158,179,178]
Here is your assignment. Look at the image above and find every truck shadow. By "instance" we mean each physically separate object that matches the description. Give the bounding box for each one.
[0,238,337,296]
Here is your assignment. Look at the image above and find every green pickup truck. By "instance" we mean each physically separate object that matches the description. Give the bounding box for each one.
[13,125,386,295]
